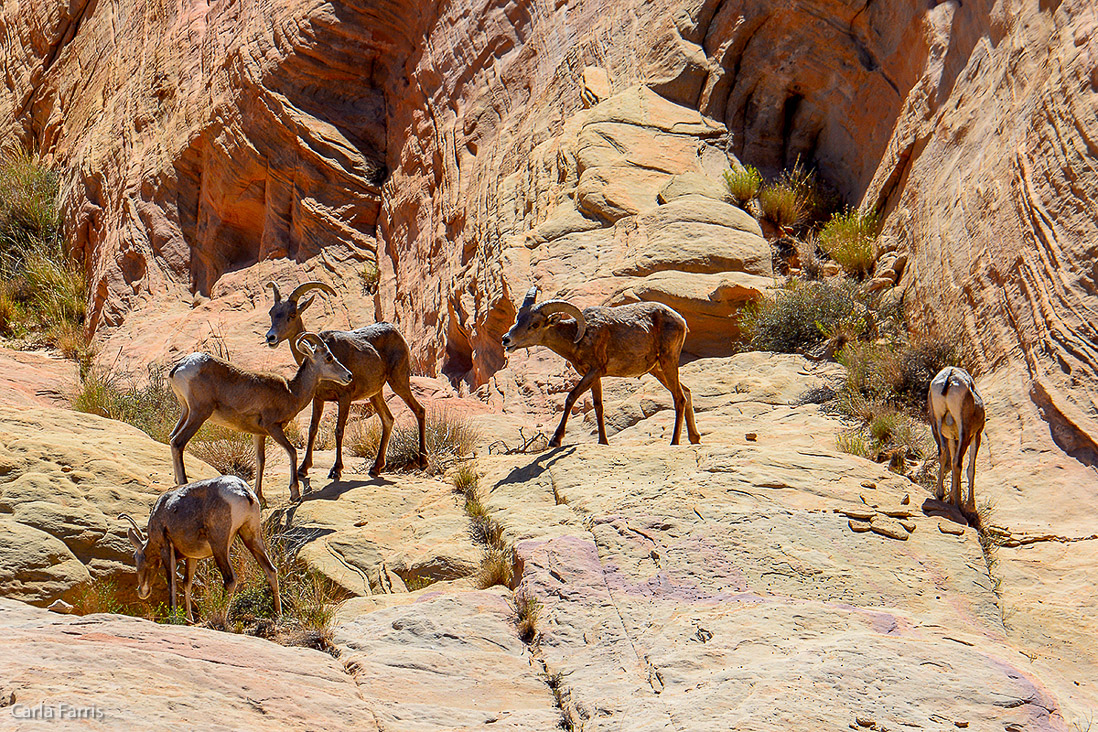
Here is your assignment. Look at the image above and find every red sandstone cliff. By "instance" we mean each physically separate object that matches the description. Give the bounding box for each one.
[2,0,1097,447]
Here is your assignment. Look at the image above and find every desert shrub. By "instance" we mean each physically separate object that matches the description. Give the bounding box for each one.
[757,181,806,230]
[722,165,762,204]
[71,363,180,443]
[360,260,380,295]
[739,279,862,353]
[779,162,843,229]
[346,408,478,473]
[836,337,963,415]
[819,208,878,278]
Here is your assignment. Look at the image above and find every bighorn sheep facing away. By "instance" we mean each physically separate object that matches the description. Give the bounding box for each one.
[264,281,427,479]
[502,287,701,446]
[169,332,353,503]
[120,476,280,624]
[928,366,986,516]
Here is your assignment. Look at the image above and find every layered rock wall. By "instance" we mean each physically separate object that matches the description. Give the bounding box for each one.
[3,0,1097,442]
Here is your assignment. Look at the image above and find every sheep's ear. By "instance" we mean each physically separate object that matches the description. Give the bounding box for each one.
[128,527,143,549]
[298,295,315,314]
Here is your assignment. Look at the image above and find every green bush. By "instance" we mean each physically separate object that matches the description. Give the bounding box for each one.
[722,166,762,204]
[740,279,862,353]
[819,208,878,278]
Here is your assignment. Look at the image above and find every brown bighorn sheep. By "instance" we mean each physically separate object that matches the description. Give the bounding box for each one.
[168,332,353,503]
[264,281,427,479]
[928,366,986,516]
[502,286,700,446]
[120,476,280,624]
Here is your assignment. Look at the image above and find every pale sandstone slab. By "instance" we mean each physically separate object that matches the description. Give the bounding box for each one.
[334,589,561,731]
[0,406,217,606]
[0,598,379,730]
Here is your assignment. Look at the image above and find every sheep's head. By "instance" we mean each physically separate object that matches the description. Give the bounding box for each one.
[120,514,155,599]
[502,286,586,352]
[265,282,335,347]
[295,332,353,386]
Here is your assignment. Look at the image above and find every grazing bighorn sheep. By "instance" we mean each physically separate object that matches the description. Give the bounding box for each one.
[120,475,280,624]
[502,286,700,446]
[928,366,986,516]
[168,332,353,503]
[264,281,427,479]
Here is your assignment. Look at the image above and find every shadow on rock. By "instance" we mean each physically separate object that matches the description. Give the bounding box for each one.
[498,446,577,486]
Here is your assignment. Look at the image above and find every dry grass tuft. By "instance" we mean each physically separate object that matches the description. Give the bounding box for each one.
[512,589,541,643]
[0,149,90,358]
[346,408,478,474]
[476,547,514,589]
[189,429,256,481]
[70,362,180,443]
[758,181,806,230]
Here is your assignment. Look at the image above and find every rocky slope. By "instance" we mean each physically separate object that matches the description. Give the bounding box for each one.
[1,353,1094,728]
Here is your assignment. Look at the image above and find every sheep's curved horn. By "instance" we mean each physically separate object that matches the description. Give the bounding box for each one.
[537,300,586,342]
[521,286,538,310]
[295,332,326,355]
[118,513,145,543]
[288,281,337,304]
[266,282,281,303]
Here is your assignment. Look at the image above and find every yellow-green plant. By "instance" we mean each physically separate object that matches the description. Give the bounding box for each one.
[818,208,879,278]
[722,166,762,204]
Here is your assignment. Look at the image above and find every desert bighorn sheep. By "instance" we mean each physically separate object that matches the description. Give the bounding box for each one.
[264,281,427,479]
[168,332,353,503]
[928,366,986,516]
[120,476,280,624]
[502,286,700,446]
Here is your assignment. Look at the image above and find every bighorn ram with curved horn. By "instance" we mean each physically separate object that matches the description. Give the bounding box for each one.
[120,475,280,624]
[264,281,427,479]
[168,332,353,503]
[928,366,986,517]
[502,286,701,446]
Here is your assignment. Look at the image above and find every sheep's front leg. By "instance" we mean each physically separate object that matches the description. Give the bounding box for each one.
[183,558,196,624]
[267,423,300,502]
[253,434,267,508]
[163,545,179,622]
[297,398,325,479]
[550,369,601,448]
[590,376,608,445]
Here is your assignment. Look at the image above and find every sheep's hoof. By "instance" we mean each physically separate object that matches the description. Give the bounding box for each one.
[416,456,429,470]
[548,437,563,448]
[289,489,302,503]
[328,466,342,480]
[369,467,383,478]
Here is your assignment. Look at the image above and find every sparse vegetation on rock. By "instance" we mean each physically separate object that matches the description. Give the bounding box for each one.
[0,149,89,364]
[722,165,762,205]
[818,208,879,279]
[347,408,477,474]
